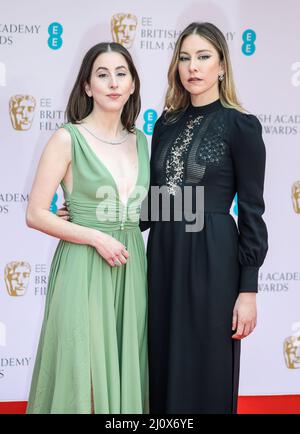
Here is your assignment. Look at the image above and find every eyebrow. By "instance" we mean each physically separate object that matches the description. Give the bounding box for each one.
[95,65,128,72]
[179,49,213,54]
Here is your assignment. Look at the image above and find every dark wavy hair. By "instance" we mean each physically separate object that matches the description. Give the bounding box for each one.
[66,42,141,132]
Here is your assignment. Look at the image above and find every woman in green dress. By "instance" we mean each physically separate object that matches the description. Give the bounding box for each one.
[26,42,149,414]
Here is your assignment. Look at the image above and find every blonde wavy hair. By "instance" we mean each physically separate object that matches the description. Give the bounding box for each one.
[165,22,244,116]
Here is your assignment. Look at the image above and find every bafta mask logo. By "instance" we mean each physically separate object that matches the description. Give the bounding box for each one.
[284,323,300,369]
[292,181,300,214]
[111,13,137,48]
[9,94,36,131]
[4,261,31,297]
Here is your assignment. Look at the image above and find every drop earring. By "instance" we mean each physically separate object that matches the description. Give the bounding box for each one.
[218,73,224,82]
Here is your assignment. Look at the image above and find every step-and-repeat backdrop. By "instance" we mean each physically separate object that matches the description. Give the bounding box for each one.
[0,0,299,402]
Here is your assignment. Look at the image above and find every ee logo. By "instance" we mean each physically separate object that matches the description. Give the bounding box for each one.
[50,193,58,213]
[242,29,256,56]
[143,109,158,135]
[48,22,63,50]
[232,193,238,216]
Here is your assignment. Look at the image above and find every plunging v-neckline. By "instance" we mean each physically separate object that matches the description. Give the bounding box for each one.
[72,124,140,207]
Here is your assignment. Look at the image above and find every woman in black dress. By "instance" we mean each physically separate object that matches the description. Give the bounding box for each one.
[141,22,268,414]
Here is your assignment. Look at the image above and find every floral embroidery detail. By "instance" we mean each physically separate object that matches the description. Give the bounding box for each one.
[166,115,203,195]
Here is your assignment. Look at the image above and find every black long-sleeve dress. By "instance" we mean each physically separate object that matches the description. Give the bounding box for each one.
[140,99,268,414]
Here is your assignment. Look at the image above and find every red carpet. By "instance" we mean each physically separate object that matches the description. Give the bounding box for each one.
[0,401,27,414]
[0,396,299,414]
[237,395,300,414]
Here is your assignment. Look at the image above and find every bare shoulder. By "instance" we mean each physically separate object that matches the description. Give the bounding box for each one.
[43,126,72,162]
[49,126,72,146]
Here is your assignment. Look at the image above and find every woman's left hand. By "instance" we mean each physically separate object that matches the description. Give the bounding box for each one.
[231,292,257,340]
[57,201,70,221]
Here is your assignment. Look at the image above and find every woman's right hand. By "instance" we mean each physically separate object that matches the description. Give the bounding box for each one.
[92,230,129,268]
[57,202,128,267]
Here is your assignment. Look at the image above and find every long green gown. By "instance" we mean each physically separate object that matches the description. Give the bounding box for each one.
[26,123,150,414]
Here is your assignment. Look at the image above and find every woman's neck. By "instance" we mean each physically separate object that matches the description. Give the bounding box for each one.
[190,89,220,107]
[83,108,125,138]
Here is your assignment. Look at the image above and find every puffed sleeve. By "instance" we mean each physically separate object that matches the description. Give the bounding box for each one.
[139,114,164,232]
[231,112,268,292]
